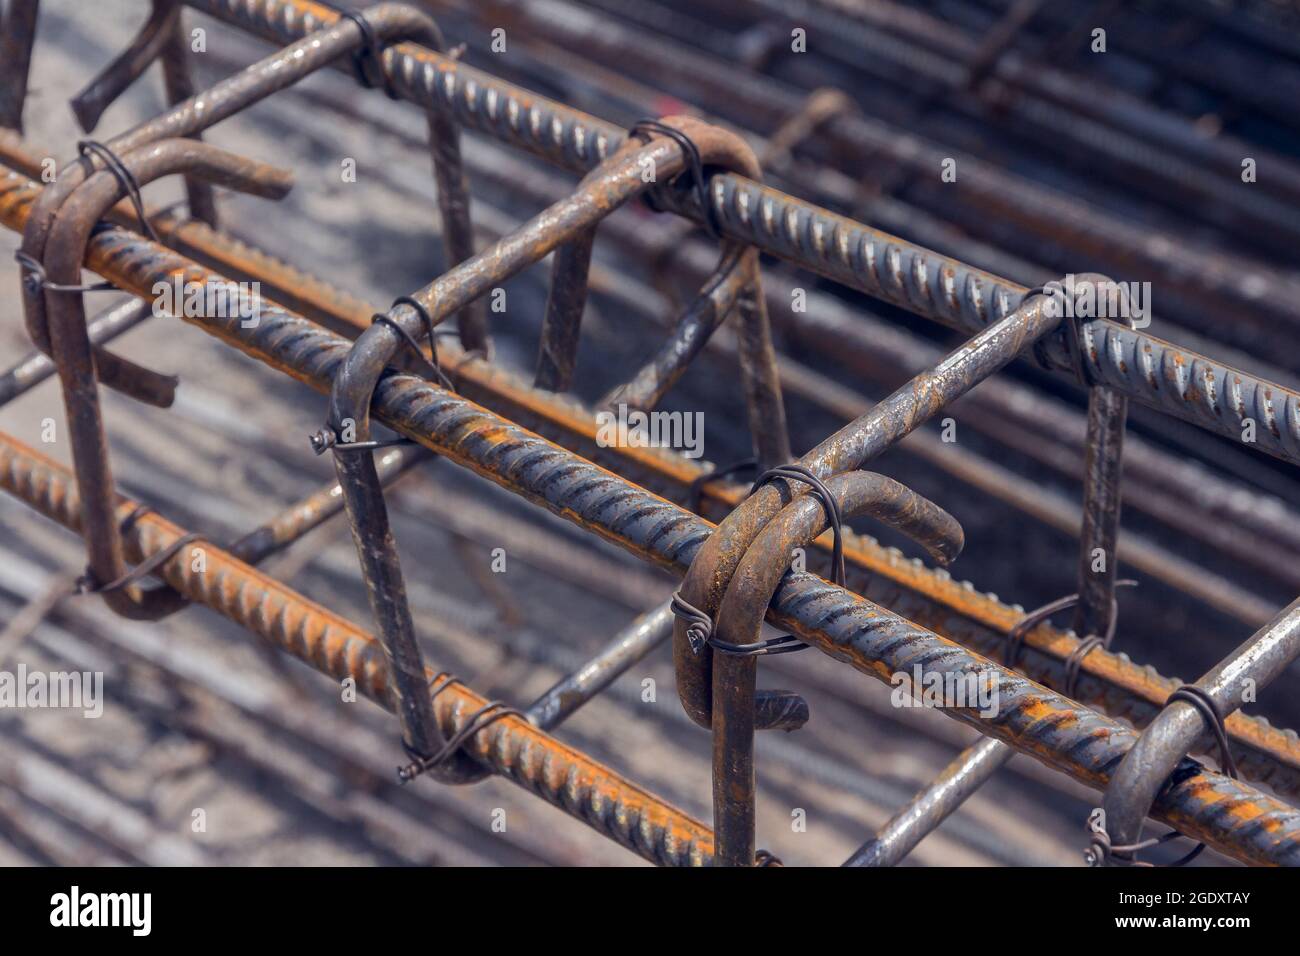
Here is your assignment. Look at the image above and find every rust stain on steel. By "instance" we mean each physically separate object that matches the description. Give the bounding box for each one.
[0,198,1295,863]
[0,431,715,867]
[34,140,292,621]
[0,159,1295,798]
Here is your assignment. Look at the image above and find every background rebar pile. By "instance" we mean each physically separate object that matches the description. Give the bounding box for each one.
[0,0,1298,866]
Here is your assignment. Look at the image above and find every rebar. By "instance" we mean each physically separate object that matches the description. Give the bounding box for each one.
[2,157,1297,806]
[0,431,717,866]
[4,1,1300,869]
[34,138,293,619]
[17,1,477,400]
[1101,596,1300,864]
[186,0,1300,468]
[2,200,1292,860]
[709,471,965,864]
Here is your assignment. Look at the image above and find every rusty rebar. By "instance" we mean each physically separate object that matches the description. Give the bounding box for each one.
[18,2,472,406]
[0,430,717,866]
[674,292,1062,729]
[2,9,1300,868]
[1100,596,1300,865]
[601,244,746,412]
[0,199,1296,862]
[710,470,964,865]
[321,116,790,777]
[37,138,293,619]
[319,134,692,779]
[145,0,1300,473]
[2,158,1296,807]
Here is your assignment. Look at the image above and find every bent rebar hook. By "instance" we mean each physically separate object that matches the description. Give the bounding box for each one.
[1096,595,1300,866]
[18,3,476,403]
[69,0,218,225]
[37,139,293,620]
[320,128,713,782]
[672,287,1066,730]
[69,0,176,130]
[708,470,964,864]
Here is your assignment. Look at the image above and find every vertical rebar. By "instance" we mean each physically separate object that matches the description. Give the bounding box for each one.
[1072,384,1128,640]
[0,0,40,132]
[535,227,597,391]
[158,0,219,227]
[426,108,486,354]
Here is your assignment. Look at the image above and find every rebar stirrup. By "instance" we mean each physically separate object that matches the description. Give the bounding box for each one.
[671,463,848,658]
[1085,684,1238,867]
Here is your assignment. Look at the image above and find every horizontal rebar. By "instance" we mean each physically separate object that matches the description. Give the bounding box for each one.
[0,431,715,867]
[2,159,1296,804]
[186,0,1300,467]
[0,194,1292,864]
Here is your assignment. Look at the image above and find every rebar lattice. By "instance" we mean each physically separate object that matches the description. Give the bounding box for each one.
[2,0,1299,867]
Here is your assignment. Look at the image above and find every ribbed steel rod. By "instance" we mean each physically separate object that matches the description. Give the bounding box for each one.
[0,200,1291,863]
[182,0,1300,467]
[15,22,1294,594]
[0,431,716,867]
[36,140,293,621]
[1103,595,1300,862]
[1,161,1296,806]
[674,290,1063,732]
[454,0,1300,351]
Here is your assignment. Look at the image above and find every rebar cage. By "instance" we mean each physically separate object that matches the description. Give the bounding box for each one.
[2,0,1300,867]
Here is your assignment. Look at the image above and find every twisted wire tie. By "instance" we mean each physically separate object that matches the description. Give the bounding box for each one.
[1085,685,1237,867]
[1002,579,1138,696]
[312,296,464,454]
[671,463,846,657]
[627,119,723,241]
[326,5,400,100]
[397,672,523,783]
[75,504,200,599]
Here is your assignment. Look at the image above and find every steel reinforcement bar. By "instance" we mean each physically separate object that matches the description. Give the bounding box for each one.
[183,0,1300,467]
[0,183,1294,863]
[0,431,715,867]
[2,155,1297,804]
